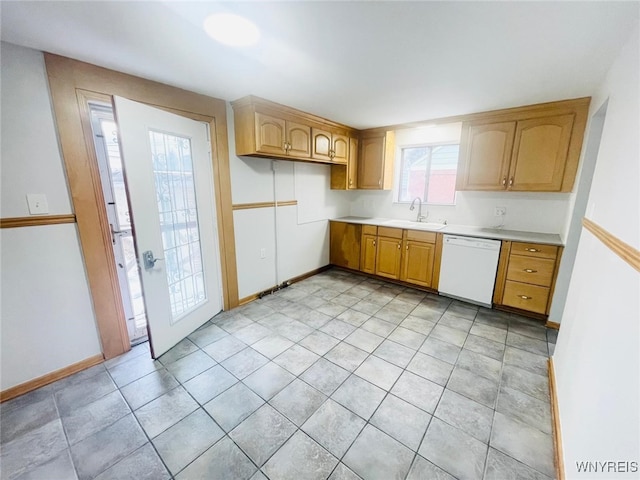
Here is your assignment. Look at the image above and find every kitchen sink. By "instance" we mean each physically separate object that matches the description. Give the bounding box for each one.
[381,219,447,231]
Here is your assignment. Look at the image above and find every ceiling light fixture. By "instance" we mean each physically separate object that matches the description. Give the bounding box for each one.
[203,13,260,47]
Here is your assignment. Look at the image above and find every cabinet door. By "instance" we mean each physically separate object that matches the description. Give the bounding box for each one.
[375,236,402,279]
[332,134,349,165]
[255,113,287,155]
[312,128,332,162]
[360,234,377,274]
[358,135,385,189]
[329,222,361,270]
[457,121,515,191]
[400,240,435,288]
[509,114,574,191]
[287,121,311,158]
[347,137,359,189]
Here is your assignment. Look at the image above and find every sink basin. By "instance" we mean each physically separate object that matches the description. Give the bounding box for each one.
[381,219,446,231]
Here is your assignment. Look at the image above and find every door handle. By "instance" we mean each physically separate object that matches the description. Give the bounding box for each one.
[142,250,164,269]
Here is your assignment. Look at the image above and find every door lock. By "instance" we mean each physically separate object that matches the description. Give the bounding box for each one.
[142,250,164,269]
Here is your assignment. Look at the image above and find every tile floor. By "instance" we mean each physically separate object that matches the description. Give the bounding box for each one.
[1,268,558,480]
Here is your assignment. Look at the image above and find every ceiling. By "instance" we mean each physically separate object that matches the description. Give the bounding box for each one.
[1,1,638,129]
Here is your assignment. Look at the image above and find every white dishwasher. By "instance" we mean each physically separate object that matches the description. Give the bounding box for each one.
[438,235,501,307]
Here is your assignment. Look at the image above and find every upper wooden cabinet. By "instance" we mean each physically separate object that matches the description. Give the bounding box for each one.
[456,98,589,192]
[312,128,349,165]
[231,96,357,166]
[358,131,396,190]
[254,112,311,158]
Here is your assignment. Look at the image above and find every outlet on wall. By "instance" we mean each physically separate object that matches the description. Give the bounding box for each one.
[494,206,507,217]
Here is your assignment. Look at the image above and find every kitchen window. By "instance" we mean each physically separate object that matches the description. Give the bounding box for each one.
[396,143,459,205]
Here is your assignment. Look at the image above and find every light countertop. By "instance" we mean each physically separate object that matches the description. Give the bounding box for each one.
[332,216,564,246]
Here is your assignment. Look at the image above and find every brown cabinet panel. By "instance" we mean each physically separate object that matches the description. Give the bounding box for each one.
[358,131,395,190]
[457,121,515,191]
[360,234,377,274]
[375,236,402,279]
[358,136,384,189]
[510,242,558,260]
[287,121,311,158]
[502,281,550,314]
[329,221,361,270]
[510,114,574,191]
[506,255,556,287]
[332,134,349,165]
[377,226,403,239]
[312,127,332,162]
[255,113,286,155]
[494,239,562,318]
[406,230,437,243]
[400,241,435,288]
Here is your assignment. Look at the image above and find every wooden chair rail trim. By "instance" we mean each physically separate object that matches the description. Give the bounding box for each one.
[0,354,104,403]
[548,358,565,480]
[0,214,76,228]
[232,200,297,210]
[582,218,640,272]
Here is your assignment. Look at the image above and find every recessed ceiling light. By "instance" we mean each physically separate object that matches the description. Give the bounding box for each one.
[203,13,260,47]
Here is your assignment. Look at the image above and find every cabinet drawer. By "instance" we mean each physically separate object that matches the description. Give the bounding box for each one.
[362,224,377,235]
[377,226,403,239]
[502,281,550,314]
[405,230,436,243]
[506,255,555,287]
[510,242,558,259]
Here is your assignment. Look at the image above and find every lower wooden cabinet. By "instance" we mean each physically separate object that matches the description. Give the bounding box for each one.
[345,224,440,289]
[329,221,362,270]
[400,230,437,288]
[375,236,403,279]
[360,233,377,274]
[494,241,563,316]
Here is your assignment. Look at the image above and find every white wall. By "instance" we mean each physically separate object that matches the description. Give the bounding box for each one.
[350,190,570,235]
[553,24,639,478]
[0,42,102,390]
[227,105,350,299]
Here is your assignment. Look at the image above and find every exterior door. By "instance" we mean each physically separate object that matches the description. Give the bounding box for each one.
[114,96,222,357]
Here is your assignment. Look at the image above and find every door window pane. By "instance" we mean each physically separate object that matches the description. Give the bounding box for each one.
[149,130,206,321]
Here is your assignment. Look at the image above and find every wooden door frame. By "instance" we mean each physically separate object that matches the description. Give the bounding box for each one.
[45,53,239,359]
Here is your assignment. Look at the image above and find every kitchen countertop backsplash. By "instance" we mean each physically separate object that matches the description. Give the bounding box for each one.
[333,216,564,246]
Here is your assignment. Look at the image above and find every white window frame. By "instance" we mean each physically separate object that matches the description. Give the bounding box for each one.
[393,142,459,206]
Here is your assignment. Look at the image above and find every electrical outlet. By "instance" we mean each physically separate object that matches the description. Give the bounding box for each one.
[494,206,507,217]
[260,248,266,259]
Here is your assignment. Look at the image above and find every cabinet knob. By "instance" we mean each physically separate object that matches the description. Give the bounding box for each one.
[373,240,376,247]
[502,177,507,186]
[406,245,409,250]
[378,179,382,187]
[523,269,537,273]
[397,243,401,249]
[519,295,532,300]
[508,177,514,187]
[348,178,353,186]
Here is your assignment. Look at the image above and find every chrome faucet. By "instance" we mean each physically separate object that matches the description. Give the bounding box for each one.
[409,197,427,222]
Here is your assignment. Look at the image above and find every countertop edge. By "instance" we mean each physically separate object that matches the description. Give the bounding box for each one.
[330,217,564,246]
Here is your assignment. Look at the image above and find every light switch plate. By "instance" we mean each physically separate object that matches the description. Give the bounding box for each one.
[26,194,49,215]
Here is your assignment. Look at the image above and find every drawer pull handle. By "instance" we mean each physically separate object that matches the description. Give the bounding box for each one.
[525,248,540,252]
[519,295,532,300]
[523,269,537,273]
